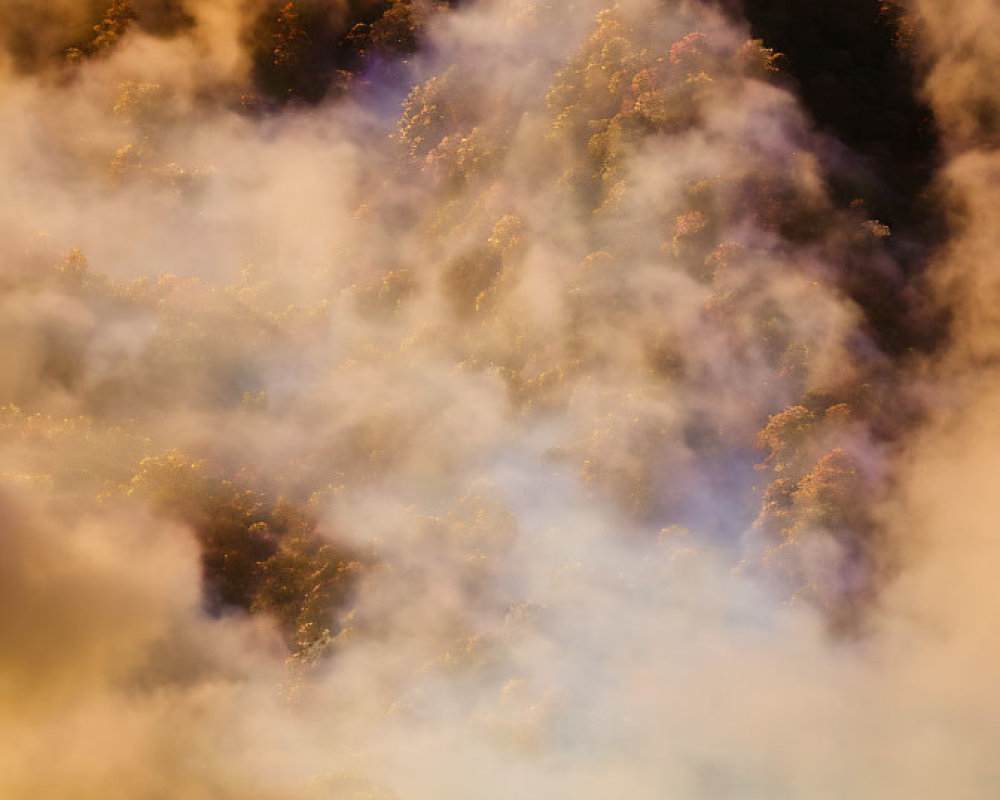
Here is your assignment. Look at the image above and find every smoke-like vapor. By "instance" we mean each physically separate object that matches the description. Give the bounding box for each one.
[1,0,998,796]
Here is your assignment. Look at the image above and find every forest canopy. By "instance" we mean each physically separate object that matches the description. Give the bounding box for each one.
[1,1,998,798]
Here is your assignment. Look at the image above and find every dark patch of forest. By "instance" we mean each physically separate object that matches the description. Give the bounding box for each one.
[721,0,949,355]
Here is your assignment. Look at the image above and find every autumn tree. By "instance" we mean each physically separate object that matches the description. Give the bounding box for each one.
[126,452,361,650]
[66,0,135,62]
[365,0,420,56]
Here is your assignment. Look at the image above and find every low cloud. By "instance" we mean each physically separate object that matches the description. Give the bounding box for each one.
[0,0,998,797]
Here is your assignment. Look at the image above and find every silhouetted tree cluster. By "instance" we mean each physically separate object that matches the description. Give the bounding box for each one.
[127,452,361,650]
[247,0,437,106]
[721,0,945,355]
[65,0,136,63]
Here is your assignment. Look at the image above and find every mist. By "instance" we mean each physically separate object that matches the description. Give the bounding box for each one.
[1,0,998,797]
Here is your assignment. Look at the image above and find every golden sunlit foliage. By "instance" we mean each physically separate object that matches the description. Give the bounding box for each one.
[66,0,135,62]
[126,451,361,649]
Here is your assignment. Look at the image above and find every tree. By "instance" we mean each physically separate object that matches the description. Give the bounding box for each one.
[369,0,419,55]
[91,0,134,54]
[66,0,135,61]
[126,452,360,650]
